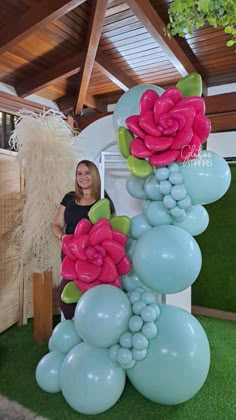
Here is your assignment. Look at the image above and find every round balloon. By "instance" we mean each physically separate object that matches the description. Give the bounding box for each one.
[179,150,231,204]
[132,225,202,294]
[126,175,147,199]
[173,204,209,236]
[74,285,131,347]
[35,351,65,393]
[130,213,152,239]
[60,342,126,415]
[113,85,165,132]
[51,320,82,354]
[121,268,150,292]
[127,304,210,405]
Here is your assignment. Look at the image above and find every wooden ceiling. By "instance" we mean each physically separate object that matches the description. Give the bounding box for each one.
[0,0,236,117]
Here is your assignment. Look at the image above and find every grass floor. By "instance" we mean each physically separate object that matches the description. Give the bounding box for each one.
[0,316,235,420]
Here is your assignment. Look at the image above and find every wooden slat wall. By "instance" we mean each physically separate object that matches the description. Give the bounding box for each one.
[0,151,22,333]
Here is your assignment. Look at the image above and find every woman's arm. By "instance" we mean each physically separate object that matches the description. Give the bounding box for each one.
[51,204,66,241]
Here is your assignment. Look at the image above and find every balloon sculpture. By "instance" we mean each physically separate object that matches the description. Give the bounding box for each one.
[36,74,231,415]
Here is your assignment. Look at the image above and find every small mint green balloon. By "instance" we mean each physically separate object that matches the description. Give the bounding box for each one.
[128,315,143,332]
[132,348,147,361]
[170,207,186,220]
[141,291,156,305]
[132,300,147,315]
[142,322,158,339]
[130,213,152,240]
[120,332,133,348]
[169,172,183,185]
[145,201,172,227]
[155,167,169,181]
[163,194,176,210]
[168,162,180,173]
[144,175,163,200]
[178,196,192,210]
[36,351,65,393]
[140,306,157,323]
[129,290,141,304]
[117,348,133,366]
[171,184,187,201]
[109,344,120,363]
[160,180,172,195]
[126,175,147,199]
[132,332,149,350]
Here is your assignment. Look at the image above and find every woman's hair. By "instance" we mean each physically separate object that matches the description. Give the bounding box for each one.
[75,160,101,201]
[74,160,115,214]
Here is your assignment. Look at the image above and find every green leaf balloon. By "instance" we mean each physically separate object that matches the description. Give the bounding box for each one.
[89,198,111,224]
[127,155,153,178]
[110,215,131,235]
[118,126,134,158]
[61,281,83,304]
[176,73,202,97]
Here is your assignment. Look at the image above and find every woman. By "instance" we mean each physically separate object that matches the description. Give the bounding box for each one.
[51,159,115,319]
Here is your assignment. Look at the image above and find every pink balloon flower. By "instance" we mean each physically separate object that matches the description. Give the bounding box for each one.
[61,218,131,292]
[126,87,211,167]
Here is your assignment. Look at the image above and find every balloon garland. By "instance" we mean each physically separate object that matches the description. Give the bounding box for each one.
[36,74,231,415]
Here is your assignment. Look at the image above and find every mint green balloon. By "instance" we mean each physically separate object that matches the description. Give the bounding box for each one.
[144,201,172,227]
[173,204,209,236]
[127,304,210,405]
[74,285,131,348]
[60,342,126,414]
[51,320,82,354]
[121,268,150,292]
[144,175,163,200]
[113,84,165,132]
[133,225,202,294]
[130,213,152,239]
[180,150,231,204]
[36,351,65,393]
[126,175,147,199]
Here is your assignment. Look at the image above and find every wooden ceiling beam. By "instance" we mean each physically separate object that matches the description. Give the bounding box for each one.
[0,91,51,115]
[15,52,85,97]
[75,0,109,115]
[126,0,197,76]
[56,93,106,113]
[95,52,136,91]
[0,0,86,55]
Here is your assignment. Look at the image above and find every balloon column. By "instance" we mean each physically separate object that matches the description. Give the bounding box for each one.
[35,74,231,415]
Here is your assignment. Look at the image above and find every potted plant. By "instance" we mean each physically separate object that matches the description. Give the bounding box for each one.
[166,0,236,47]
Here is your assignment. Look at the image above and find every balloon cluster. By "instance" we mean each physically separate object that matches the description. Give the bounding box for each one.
[109,288,160,369]
[154,163,192,222]
[35,74,232,415]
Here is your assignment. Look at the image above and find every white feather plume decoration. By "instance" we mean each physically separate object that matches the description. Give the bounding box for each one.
[9,110,77,286]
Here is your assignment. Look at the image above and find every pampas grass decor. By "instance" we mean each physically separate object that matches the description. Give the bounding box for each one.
[9,110,77,286]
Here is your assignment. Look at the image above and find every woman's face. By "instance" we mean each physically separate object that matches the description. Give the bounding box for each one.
[76,163,93,190]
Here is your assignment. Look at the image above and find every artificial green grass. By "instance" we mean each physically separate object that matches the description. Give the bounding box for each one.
[0,316,235,420]
[192,164,236,313]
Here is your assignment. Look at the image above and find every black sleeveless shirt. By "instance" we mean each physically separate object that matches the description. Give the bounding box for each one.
[61,192,95,234]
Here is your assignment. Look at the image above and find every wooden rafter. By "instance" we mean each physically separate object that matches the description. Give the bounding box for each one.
[16,52,85,97]
[0,0,86,55]
[56,93,106,113]
[95,52,136,91]
[75,0,109,115]
[126,0,197,76]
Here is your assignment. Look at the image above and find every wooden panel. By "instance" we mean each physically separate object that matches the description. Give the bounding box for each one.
[209,113,236,133]
[0,152,21,333]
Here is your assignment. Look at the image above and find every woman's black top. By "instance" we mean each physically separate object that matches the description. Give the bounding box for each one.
[61,192,95,234]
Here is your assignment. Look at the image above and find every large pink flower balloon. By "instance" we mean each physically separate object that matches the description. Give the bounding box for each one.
[61,218,131,292]
[126,87,211,167]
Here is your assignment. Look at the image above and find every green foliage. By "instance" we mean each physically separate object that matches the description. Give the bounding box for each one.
[166,0,236,47]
